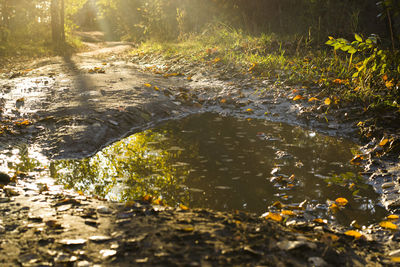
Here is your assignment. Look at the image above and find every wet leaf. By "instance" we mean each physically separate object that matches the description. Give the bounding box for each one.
[324,98,331,105]
[144,83,152,88]
[379,138,389,147]
[350,155,364,165]
[246,108,253,113]
[179,204,189,210]
[391,257,400,263]
[308,97,319,102]
[153,198,164,205]
[272,201,284,209]
[213,57,221,63]
[264,212,283,222]
[313,218,327,224]
[15,119,31,126]
[348,183,356,190]
[281,210,295,216]
[379,221,398,230]
[220,99,227,104]
[329,203,339,213]
[344,230,363,239]
[335,197,348,206]
[387,215,399,220]
[16,97,25,103]
[382,74,388,81]
[293,95,305,101]
[154,86,159,91]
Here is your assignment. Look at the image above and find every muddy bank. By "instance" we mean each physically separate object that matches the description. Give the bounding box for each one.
[0,38,400,265]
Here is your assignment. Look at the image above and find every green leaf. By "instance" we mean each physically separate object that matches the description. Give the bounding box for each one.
[348,47,357,54]
[355,34,363,42]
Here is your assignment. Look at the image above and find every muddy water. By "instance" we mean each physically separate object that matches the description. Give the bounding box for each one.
[50,113,386,226]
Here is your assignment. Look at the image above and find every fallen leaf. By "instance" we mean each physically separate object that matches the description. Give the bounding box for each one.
[344,230,363,239]
[335,197,348,206]
[388,215,400,220]
[281,210,295,216]
[265,212,283,222]
[144,83,152,88]
[308,97,319,102]
[313,218,327,224]
[391,257,400,263]
[179,204,189,210]
[16,97,25,103]
[324,98,331,105]
[246,108,253,113]
[350,155,364,165]
[386,80,394,88]
[329,203,339,213]
[380,221,398,230]
[382,74,388,81]
[293,95,305,101]
[379,138,390,147]
[220,99,227,104]
[248,63,257,72]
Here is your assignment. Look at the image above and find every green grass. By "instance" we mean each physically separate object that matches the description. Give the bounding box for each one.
[132,24,400,112]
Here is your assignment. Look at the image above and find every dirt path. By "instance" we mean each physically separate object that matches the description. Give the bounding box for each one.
[0,33,399,266]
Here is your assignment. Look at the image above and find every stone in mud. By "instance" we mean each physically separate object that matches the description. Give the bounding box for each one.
[89,235,112,243]
[0,172,11,185]
[97,205,111,214]
[308,257,328,267]
[99,249,117,258]
[58,238,87,246]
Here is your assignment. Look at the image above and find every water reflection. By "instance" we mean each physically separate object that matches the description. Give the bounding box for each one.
[49,113,386,225]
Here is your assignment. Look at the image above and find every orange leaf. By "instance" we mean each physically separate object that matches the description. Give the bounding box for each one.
[386,80,394,88]
[335,197,348,206]
[379,221,398,230]
[246,108,253,113]
[379,138,389,147]
[313,218,327,224]
[179,204,189,210]
[344,230,363,239]
[382,74,388,81]
[388,215,400,220]
[265,212,283,222]
[281,210,295,216]
[293,95,305,101]
[308,97,319,102]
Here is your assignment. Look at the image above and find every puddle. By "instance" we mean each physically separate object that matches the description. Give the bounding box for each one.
[2,113,387,227]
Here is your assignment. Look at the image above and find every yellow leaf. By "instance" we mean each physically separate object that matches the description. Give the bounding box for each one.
[356,121,364,127]
[344,230,363,239]
[179,204,189,210]
[154,86,159,91]
[187,76,192,81]
[246,108,253,113]
[388,215,400,220]
[264,212,283,222]
[329,203,339,213]
[313,218,327,224]
[379,221,398,230]
[324,98,331,105]
[181,227,194,232]
[348,183,356,190]
[213,57,221,63]
[293,95,305,101]
[248,63,257,72]
[308,97,319,102]
[15,119,31,126]
[335,197,348,206]
[144,83,152,88]
[272,201,284,209]
[153,198,163,205]
[391,257,400,263]
[281,210,295,216]
[386,80,394,88]
[379,139,389,147]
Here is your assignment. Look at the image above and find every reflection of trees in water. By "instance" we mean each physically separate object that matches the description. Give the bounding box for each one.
[51,129,194,206]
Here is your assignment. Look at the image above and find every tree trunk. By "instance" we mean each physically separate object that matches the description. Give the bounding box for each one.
[51,0,65,47]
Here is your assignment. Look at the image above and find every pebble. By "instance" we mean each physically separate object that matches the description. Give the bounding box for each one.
[308,257,328,267]
[100,249,117,258]
[89,235,112,243]
[97,206,111,214]
[276,240,317,251]
[76,261,91,267]
[58,238,87,246]
[382,182,396,189]
[0,224,5,234]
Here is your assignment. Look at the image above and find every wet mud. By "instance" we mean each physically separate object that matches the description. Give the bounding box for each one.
[0,35,400,265]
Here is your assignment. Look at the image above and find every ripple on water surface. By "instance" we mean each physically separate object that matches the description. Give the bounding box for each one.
[48,113,387,226]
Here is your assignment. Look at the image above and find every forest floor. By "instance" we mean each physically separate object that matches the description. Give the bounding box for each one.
[0,32,399,266]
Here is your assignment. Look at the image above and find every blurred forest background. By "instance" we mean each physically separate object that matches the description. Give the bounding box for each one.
[0,0,397,55]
